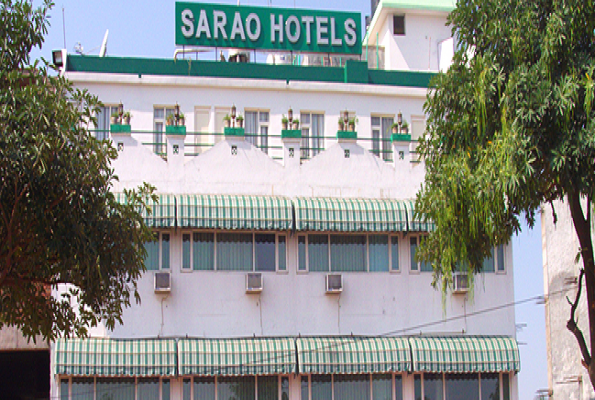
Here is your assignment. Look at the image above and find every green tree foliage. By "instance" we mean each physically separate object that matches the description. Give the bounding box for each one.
[0,0,154,340]
[417,0,595,386]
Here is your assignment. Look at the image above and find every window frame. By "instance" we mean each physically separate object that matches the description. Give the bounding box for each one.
[414,372,511,400]
[181,375,286,400]
[145,231,171,271]
[244,109,270,154]
[300,111,325,159]
[180,230,287,273]
[300,373,404,400]
[409,235,433,273]
[95,104,119,141]
[59,376,171,400]
[153,105,177,156]
[393,14,406,35]
[298,233,401,273]
[370,114,395,161]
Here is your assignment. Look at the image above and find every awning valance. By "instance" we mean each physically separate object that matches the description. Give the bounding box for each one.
[177,194,293,230]
[54,338,177,376]
[296,337,411,374]
[114,193,177,228]
[178,337,296,376]
[409,336,520,373]
[294,197,411,232]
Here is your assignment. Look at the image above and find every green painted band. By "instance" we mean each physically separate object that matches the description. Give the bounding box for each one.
[337,130,357,139]
[281,129,302,139]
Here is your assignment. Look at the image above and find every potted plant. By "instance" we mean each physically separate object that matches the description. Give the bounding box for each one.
[348,117,358,132]
[391,122,400,134]
[236,114,244,128]
[111,111,119,125]
[401,120,409,134]
[178,112,185,126]
[338,117,345,131]
[122,111,131,125]
[223,114,231,128]
[292,118,300,130]
[281,115,289,130]
[166,114,176,126]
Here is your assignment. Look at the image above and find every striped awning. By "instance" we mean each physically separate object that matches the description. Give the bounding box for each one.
[296,337,411,374]
[114,193,177,228]
[178,337,296,376]
[404,199,434,232]
[177,194,293,230]
[294,197,411,232]
[54,338,177,376]
[409,336,520,373]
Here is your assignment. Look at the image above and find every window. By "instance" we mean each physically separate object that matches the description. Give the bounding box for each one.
[145,232,170,271]
[371,116,393,161]
[393,15,405,35]
[301,112,325,158]
[182,376,283,400]
[245,110,269,153]
[413,373,510,400]
[181,232,287,272]
[61,377,170,400]
[300,234,400,272]
[95,105,119,140]
[154,106,176,156]
[410,236,432,272]
[480,244,506,273]
[194,106,211,155]
[302,374,404,400]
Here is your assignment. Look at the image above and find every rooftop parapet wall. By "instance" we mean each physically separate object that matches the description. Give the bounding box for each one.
[66,55,436,88]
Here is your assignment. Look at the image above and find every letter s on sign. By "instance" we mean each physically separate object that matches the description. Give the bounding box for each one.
[344,18,357,46]
[181,9,194,38]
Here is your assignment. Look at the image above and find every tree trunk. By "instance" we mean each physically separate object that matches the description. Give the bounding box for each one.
[567,191,595,389]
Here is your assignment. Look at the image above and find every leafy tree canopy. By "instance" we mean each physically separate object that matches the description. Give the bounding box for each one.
[0,0,154,341]
[416,0,595,385]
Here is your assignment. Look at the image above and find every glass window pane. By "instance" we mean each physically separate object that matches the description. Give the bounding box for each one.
[154,108,164,119]
[217,233,253,271]
[502,374,510,400]
[257,376,277,400]
[445,374,478,400]
[497,245,505,271]
[372,374,392,400]
[308,234,329,272]
[183,234,191,270]
[298,236,307,271]
[334,374,370,400]
[278,236,287,271]
[145,234,160,271]
[138,378,160,400]
[162,379,171,400]
[161,233,170,269]
[194,377,216,400]
[395,375,403,400]
[410,237,419,271]
[301,113,311,125]
[371,116,380,126]
[482,248,495,273]
[310,375,331,400]
[391,237,399,271]
[331,235,366,272]
[424,373,443,400]
[96,378,135,400]
[60,379,69,400]
[301,376,309,400]
[281,377,289,400]
[255,234,276,272]
[259,112,269,122]
[194,233,214,271]
[218,376,255,400]
[414,375,422,400]
[183,378,191,400]
[480,373,499,400]
[72,377,94,400]
[369,235,389,272]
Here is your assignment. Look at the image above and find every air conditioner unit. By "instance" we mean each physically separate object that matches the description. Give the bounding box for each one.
[453,272,469,294]
[154,272,171,293]
[246,272,263,293]
[326,274,343,294]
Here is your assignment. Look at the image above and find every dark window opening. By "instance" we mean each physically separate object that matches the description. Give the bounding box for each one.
[393,15,405,35]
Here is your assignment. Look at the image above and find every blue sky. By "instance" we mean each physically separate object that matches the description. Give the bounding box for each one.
[31,0,548,398]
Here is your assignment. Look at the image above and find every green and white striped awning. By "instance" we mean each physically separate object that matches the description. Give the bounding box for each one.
[54,338,177,376]
[403,199,434,232]
[294,197,411,232]
[296,337,411,374]
[177,194,293,230]
[178,338,296,376]
[114,193,177,228]
[409,336,520,373]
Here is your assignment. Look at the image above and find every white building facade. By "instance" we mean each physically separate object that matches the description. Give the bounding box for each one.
[51,1,520,400]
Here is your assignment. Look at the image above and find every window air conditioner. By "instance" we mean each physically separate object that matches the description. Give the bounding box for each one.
[453,272,469,294]
[326,274,343,294]
[246,273,263,293]
[154,272,171,293]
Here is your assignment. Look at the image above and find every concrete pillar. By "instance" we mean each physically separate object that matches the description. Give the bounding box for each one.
[392,136,411,167]
[282,137,301,168]
[166,130,186,173]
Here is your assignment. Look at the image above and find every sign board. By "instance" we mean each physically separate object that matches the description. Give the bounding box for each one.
[175,2,362,55]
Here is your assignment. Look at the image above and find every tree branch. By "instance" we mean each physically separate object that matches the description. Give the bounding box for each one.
[567,269,592,366]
